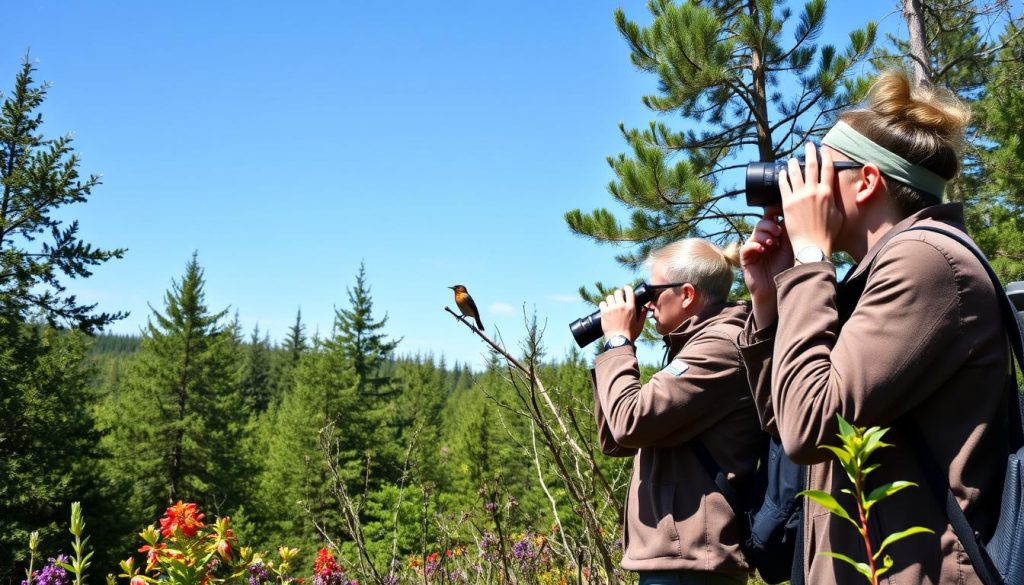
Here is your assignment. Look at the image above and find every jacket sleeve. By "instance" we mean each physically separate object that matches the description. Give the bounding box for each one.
[593,334,748,450]
[591,369,637,457]
[737,316,779,436]
[771,240,964,464]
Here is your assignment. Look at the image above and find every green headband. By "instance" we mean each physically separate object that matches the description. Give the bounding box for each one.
[821,121,947,197]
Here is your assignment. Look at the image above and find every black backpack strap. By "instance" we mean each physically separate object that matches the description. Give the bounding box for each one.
[900,225,1024,585]
[903,424,1003,584]
[690,438,741,511]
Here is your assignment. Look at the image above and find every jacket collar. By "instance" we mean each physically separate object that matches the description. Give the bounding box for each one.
[846,203,967,281]
[662,301,746,360]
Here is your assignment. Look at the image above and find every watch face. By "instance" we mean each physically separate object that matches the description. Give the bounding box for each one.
[797,246,826,263]
[606,335,629,349]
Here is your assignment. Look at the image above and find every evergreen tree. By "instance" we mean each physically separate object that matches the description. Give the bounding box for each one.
[241,324,275,414]
[257,265,400,557]
[283,309,308,367]
[0,58,127,579]
[0,326,99,578]
[333,262,400,396]
[874,1,1024,279]
[970,25,1024,281]
[0,57,125,331]
[275,309,307,403]
[565,0,876,279]
[97,254,247,527]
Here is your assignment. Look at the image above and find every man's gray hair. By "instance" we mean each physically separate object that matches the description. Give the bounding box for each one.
[644,239,741,304]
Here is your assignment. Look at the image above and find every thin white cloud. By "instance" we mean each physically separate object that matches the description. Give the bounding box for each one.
[489,302,516,316]
[548,293,581,303]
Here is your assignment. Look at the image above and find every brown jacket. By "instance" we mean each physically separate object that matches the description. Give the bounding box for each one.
[593,302,761,573]
[739,204,1008,585]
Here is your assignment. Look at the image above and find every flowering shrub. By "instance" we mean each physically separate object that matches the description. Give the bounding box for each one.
[115,502,307,585]
[25,499,625,584]
[22,555,71,585]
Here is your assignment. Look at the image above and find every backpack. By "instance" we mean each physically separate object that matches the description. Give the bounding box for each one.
[898,225,1024,585]
[692,433,805,584]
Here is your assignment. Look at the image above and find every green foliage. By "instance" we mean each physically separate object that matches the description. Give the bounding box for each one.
[96,254,249,531]
[873,3,1024,281]
[0,56,125,331]
[0,323,102,579]
[567,0,876,273]
[969,25,1024,282]
[241,324,276,414]
[800,415,933,585]
[332,262,400,397]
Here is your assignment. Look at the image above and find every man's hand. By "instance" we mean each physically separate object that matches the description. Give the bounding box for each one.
[599,285,647,342]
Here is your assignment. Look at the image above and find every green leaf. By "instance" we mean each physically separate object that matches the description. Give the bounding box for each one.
[799,490,858,526]
[836,414,856,440]
[861,426,891,456]
[865,481,918,509]
[873,526,935,560]
[874,554,895,578]
[820,551,873,580]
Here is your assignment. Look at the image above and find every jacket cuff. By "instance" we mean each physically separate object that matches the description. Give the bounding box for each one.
[774,260,837,288]
[594,344,636,368]
[738,312,776,348]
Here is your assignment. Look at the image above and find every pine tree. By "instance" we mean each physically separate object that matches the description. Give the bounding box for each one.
[0,57,125,331]
[565,0,876,276]
[874,1,1024,280]
[283,309,307,367]
[241,324,275,414]
[97,254,247,527]
[332,262,400,396]
[0,325,98,578]
[257,265,400,557]
[970,25,1024,281]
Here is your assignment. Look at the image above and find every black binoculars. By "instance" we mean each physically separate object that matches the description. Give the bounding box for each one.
[568,283,651,348]
[745,145,863,207]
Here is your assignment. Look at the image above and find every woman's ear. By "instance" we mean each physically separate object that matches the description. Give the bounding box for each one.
[855,163,885,204]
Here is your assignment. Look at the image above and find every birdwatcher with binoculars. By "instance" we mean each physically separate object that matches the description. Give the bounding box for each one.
[738,70,1015,585]
[590,238,762,585]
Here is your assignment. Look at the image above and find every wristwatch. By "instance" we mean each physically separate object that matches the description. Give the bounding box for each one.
[795,245,828,265]
[603,335,634,351]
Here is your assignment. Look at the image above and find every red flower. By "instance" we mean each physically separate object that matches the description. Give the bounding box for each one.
[138,542,170,568]
[426,552,439,564]
[131,576,146,585]
[159,502,206,538]
[314,548,342,576]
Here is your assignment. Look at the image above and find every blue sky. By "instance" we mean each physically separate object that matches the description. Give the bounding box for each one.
[4,1,908,368]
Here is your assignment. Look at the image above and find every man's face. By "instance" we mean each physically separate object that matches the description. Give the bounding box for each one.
[647,260,691,336]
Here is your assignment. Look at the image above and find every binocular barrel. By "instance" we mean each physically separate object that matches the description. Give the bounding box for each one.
[569,283,650,348]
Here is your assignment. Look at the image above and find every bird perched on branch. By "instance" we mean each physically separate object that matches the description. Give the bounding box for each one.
[449,285,484,330]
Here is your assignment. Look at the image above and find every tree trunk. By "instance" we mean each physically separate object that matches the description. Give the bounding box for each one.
[749,0,775,160]
[903,0,933,87]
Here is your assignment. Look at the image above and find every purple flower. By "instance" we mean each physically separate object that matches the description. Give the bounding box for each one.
[484,502,497,513]
[248,562,270,585]
[512,538,536,563]
[382,576,398,585]
[23,556,70,585]
[449,570,464,581]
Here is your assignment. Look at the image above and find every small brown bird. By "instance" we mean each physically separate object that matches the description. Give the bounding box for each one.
[449,284,484,330]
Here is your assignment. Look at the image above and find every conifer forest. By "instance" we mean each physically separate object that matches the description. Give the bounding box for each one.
[2,1,1023,584]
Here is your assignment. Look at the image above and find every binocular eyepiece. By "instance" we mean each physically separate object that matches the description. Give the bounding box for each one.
[745,144,863,207]
[568,283,651,348]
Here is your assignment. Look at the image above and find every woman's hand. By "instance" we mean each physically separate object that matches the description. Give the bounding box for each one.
[741,208,792,327]
[779,142,843,257]
[599,285,647,341]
